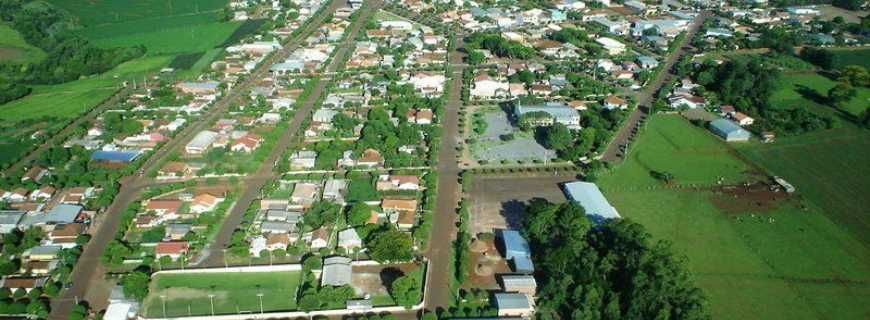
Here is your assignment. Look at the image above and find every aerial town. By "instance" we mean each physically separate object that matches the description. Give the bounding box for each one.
[0,0,868,319]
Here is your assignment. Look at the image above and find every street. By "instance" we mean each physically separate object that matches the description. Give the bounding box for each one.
[422,34,465,311]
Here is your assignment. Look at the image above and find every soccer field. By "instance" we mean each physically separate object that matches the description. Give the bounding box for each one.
[143,271,302,317]
[598,115,870,320]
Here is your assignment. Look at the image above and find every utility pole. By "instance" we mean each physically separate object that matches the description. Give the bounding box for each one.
[209,294,216,316]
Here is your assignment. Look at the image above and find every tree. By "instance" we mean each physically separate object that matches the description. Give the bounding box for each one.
[347,202,374,226]
[368,229,414,262]
[467,50,485,65]
[390,268,423,308]
[839,65,869,87]
[121,271,151,301]
[828,82,857,106]
[543,123,573,151]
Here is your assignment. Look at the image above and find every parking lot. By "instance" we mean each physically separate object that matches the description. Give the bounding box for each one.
[467,174,578,236]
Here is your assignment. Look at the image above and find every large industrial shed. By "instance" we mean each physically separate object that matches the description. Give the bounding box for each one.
[709,118,751,142]
[562,181,620,223]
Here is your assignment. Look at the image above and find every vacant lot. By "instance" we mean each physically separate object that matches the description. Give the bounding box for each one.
[770,72,870,117]
[144,271,301,317]
[470,109,554,163]
[468,174,577,237]
[597,115,870,320]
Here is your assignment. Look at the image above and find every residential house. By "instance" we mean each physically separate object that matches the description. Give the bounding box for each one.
[309,227,329,249]
[290,150,317,169]
[291,183,319,206]
[145,199,183,222]
[190,193,223,213]
[26,245,62,262]
[155,241,190,260]
[338,228,362,250]
[471,74,510,99]
[0,277,48,293]
[603,95,628,110]
[376,175,421,191]
[230,133,263,153]
[165,224,192,241]
[29,186,55,202]
[732,112,754,126]
[596,37,626,55]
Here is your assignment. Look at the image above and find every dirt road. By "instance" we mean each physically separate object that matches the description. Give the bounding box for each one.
[423,34,465,311]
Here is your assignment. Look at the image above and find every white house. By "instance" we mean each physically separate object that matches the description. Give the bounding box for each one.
[471,74,510,99]
[407,72,446,97]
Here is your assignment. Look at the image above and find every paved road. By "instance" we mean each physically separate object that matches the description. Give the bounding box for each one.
[201,0,383,268]
[45,2,345,318]
[600,11,710,162]
[423,33,465,312]
[2,86,130,176]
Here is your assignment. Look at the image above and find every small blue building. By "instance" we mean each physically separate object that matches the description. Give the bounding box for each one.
[500,230,534,273]
[709,119,751,142]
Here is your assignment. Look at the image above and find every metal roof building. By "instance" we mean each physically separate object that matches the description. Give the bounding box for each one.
[494,293,534,317]
[562,181,620,222]
[185,130,219,153]
[91,150,141,163]
[709,118,751,142]
[0,211,25,234]
[501,230,534,273]
[321,256,352,287]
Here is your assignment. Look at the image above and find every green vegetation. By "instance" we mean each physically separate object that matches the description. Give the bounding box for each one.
[828,47,870,69]
[597,115,870,320]
[389,265,424,309]
[47,0,227,26]
[770,71,870,118]
[144,271,301,317]
[735,126,870,246]
[0,23,45,63]
[465,32,536,59]
[89,21,242,55]
[524,200,709,319]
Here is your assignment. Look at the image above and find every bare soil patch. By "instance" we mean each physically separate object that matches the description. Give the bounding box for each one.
[709,182,794,215]
[465,238,511,290]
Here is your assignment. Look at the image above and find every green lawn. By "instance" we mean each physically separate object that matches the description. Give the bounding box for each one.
[0,23,46,63]
[598,115,870,320]
[770,72,870,117]
[144,271,302,317]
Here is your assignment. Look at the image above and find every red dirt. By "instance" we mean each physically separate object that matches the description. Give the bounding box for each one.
[464,238,511,290]
[709,182,793,215]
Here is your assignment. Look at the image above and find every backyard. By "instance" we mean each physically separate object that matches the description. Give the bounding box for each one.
[597,115,870,320]
[143,271,302,317]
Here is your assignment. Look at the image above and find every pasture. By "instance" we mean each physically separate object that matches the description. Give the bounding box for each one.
[0,23,46,63]
[598,115,870,320]
[144,271,302,317]
[735,126,870,246]
[770,71,870,117]
[0,56,170,123]
[49,0,243,69]
[828,47,870,69]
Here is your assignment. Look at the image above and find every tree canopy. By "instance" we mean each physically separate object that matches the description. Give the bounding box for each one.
[523,200,709,320]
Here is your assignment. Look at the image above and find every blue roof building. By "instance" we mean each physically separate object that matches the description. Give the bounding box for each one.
[514,101,581,128]
[562,181,620,223]
[91,150,141,163]
[501,230,534,273]
[709,118,751,142]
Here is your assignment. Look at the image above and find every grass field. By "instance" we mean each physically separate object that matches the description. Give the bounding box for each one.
[89,21,242,55]
[770,72,870,117]
[0,23,46,63]
[598,115,870,320]
[144,271,302,317]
